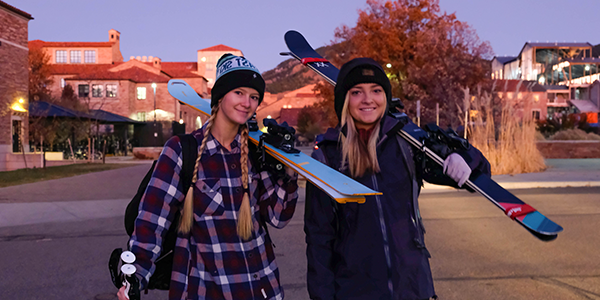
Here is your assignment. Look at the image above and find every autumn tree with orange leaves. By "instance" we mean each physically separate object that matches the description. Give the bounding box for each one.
[28,45,54,101]
[314,0,493,128]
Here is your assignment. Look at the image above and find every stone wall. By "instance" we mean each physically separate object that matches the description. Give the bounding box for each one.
[536,141,600,158]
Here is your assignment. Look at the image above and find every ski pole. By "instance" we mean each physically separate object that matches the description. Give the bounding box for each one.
[120,251,140,300]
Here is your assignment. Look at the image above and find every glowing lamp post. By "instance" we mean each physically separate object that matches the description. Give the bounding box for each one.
[151,83,157,145]
[151,83,157,123]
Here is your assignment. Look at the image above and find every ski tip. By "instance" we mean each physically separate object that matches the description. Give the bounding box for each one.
[168,79,189,87]
[284,30,301,37]
[519,220,562,242]
[285,30,307,44]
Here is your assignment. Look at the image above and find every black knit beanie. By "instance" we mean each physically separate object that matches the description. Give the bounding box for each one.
[211,53,265,108]
[334,58,392,121]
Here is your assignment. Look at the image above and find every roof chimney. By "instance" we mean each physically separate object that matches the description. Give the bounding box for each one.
[152,56,162,69]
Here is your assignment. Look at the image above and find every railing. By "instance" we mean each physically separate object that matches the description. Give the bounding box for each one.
[558,72,600,85]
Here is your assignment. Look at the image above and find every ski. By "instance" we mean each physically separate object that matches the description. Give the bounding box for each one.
[168,79,381,203]
[283,30,563,241]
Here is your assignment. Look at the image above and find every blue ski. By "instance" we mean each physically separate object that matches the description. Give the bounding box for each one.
[168,79,381,203]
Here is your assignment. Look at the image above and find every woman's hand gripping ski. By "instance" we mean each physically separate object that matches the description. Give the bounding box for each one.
[443,153,471,187]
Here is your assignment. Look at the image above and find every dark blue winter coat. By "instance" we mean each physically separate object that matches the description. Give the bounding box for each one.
[304,115,491,300]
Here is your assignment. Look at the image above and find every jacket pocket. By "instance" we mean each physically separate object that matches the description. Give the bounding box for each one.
[194,178,225,217]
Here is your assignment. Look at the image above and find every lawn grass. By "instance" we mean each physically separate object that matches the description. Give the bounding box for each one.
[0,163,137,188]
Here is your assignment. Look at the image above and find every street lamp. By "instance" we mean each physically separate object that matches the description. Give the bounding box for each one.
[151,83,157,145]
[151,83,157,123]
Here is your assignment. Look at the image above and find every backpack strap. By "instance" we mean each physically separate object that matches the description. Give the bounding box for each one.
[178,134,198,192]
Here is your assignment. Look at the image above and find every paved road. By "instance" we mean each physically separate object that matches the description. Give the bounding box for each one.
[420,188,600,300]
[1,161,600,299]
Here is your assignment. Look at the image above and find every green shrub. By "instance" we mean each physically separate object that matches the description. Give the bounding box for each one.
[548,129,600,140]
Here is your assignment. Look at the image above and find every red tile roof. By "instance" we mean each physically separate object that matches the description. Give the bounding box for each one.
[28,39,114,48]
[49,60,206,83]
[161,62,204,78]
[51,64,171,83]
[199,44,240,52]
[50,64,115,75]
[0,1,33,19]
[74,68,171,83]
[295,93,317,98]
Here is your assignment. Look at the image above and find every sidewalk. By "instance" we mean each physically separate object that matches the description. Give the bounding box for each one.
[422,158,600,193]
[103,155,154,164]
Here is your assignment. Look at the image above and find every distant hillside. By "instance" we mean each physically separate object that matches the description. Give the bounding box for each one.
[262,46,332,94]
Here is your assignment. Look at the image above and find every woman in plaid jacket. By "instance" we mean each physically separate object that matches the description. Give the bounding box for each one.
[118,54,298,300]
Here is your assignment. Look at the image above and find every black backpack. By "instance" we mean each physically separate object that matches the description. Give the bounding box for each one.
[124,134,198,290]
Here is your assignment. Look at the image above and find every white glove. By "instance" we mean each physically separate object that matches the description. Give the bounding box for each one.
[443,153,471,187]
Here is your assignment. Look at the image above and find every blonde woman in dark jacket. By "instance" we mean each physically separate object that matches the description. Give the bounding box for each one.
[305,58,490,300]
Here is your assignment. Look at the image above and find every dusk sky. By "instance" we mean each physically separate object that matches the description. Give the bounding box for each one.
[15,0,600,72]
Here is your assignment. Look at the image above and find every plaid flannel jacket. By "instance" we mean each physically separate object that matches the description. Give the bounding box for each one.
[130,127,298,300]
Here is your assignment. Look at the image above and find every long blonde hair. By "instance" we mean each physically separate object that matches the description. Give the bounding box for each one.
[339,92,385,178]
[179,101,253,240]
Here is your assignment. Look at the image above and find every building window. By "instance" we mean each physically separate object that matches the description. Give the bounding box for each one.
[84,50,96,63]
[70,50,82,63]
[92,84,104,97]
[532,110,541,120]
[137,112,146,122]
[106,84,117,97]
[56,50,67,63]
[12,120,22,153]
[137,87,146,100]
[78,84,89,98]
[60,78,66,88]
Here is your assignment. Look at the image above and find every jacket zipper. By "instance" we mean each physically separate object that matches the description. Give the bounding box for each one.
[371,175,394,296]
[397,135,428,250]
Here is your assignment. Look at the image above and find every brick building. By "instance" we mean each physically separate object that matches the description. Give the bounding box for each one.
[30,30,212,136]
[492,79,581,121]
[492,42,600,123]
[0,1,34,171]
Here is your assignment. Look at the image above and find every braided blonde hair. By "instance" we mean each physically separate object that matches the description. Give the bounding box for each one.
[237,124,252,240]
[178,103,254,241]
[178,105,218,234]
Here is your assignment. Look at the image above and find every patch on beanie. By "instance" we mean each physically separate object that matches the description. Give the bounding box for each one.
[216,54,260,81]
[362,69,375,76]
